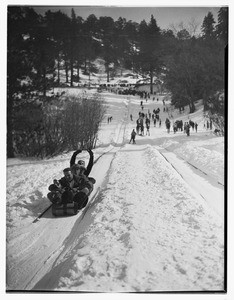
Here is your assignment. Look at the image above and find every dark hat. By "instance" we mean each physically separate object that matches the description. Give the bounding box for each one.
[77,159,85,166]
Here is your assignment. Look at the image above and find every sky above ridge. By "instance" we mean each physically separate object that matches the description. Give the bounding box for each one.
[33,6,221,32]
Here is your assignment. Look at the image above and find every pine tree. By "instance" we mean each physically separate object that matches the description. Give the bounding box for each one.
[137,15,162,94]
[82,14,100,83]
[201,12,216,39]
[7,7,41,157]
[98,16,116,82]
[44,10,71,85]
[216,7,228,45]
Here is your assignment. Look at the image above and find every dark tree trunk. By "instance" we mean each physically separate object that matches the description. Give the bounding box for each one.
[88,60,91,87]
[77,62,80,82]
[106,63,110,82]
[150,68,153,94]
[57,59,60,84]
[43,67,46,97]
[65,61,69,83]
[7,91,14,158]
[203,91,209,111]
[84,57,87,74]
[70,56,74,87]
[189,97,195,113]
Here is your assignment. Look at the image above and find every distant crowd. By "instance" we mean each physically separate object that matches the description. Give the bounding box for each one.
[129,105,162,143]
[165,118,198,136]
[104,90,218,144]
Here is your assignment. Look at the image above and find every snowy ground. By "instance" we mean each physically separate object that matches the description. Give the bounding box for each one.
[5,89,225,294]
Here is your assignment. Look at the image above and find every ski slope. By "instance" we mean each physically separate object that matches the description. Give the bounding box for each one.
[6,89,225,292]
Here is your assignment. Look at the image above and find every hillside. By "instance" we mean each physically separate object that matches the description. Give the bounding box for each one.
[6,87,224,292]
[51,58,158,89]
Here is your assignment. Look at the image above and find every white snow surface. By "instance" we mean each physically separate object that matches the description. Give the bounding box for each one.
[6,89,225,293]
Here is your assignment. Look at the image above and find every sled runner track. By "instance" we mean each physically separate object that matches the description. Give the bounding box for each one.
[94,97,130,162]
[78,101,130,218]
[158,150,185,181]
[157,149,211,202]
[186,161,224,187]
[32,98,130,223]
[81,187,101,220]
[161,146,224,187]
[80,99,130,214]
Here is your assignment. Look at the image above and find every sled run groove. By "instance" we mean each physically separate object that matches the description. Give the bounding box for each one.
[23,187,102,290]
[7,96,130,291]
[155,146,224,219]
[29,98,130,289]
[160,145,224,187]
[32,97,130,223]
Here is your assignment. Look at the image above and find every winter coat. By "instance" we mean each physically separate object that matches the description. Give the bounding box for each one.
[70,149,94,176]
[59,174,93,192]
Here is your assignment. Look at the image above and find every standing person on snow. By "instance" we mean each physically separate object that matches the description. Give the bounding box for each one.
[210,120,213,130]
[165,118,171,133]
[136,118,141,134]
[70,148,94,177]
[173,122,177,133]
[129,129,136,144]
[145,117,150,126]
[146,123,150,136]
[145,117,150,136]
[47,167,94,209]
[185,123,190,136]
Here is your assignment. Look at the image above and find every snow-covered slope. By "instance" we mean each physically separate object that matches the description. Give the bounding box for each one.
[6,89,225,292]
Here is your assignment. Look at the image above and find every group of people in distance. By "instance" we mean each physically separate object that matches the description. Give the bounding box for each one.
[47,149,95,210]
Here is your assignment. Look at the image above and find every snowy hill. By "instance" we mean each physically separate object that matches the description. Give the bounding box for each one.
[6,88,224,292]
[52,58,146,88]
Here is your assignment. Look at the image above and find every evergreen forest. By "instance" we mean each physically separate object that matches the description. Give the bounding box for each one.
[7,7,228,158]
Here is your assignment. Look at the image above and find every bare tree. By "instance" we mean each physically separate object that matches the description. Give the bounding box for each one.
[169,19,200,37]
[188,17,200,36]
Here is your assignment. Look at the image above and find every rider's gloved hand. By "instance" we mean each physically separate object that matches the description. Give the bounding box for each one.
[53,179,60,187]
